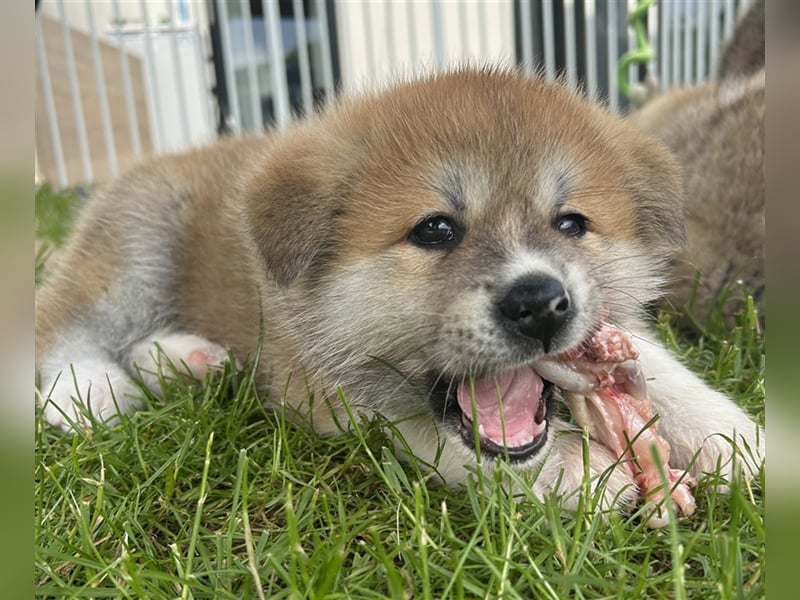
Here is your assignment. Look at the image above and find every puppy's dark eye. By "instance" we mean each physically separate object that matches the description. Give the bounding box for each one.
[555,213,588,238]
[409,215,461,248]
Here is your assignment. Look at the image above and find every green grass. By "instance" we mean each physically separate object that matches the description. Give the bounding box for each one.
[35,184,84,284]
[35,187,765,598]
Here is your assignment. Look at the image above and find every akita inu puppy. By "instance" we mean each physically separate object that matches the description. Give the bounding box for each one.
[36,69,763,515]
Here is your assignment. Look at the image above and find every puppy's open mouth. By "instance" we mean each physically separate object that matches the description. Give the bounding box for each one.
[433,368,554,462]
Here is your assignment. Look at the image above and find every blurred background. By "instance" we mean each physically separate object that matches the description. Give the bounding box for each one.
[35,0,751,190]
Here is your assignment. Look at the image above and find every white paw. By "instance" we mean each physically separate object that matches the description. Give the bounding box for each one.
[651,395,764,488]
[128,331,234,393]
[685,420,765,486]
[38,359,142,432]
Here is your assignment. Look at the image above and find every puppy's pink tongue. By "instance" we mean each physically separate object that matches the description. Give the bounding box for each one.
[457,367,545,447]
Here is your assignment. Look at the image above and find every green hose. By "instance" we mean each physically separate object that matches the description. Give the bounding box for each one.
[617,0,657,98]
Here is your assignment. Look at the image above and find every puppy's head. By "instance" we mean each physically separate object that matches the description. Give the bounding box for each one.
[243,68,684,473]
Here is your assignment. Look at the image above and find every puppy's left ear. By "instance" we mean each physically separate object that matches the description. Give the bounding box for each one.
[241,126,348,287]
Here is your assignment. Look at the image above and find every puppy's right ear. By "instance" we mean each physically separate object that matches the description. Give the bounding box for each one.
[241,128,346,287]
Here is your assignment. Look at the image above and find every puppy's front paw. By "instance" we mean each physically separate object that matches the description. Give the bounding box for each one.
[686,417,765,487]
[654,396,764,490]
[38,359,142,432]
[128,331,234,393]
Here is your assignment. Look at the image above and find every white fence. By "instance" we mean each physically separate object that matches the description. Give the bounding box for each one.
[35,0,753,189]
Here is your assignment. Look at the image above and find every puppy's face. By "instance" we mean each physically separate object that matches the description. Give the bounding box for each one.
[244,70,684,471]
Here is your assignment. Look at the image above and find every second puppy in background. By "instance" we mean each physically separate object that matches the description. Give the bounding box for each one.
[630,0,765,326]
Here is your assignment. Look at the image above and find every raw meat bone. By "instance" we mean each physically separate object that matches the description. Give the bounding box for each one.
[534,324,696,528]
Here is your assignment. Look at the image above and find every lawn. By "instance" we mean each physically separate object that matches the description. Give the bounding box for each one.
[34,185,765,599]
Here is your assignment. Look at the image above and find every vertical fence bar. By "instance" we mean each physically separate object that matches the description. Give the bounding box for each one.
[216,0,243,133]
[385,1,397,69]
[86,0,118,176]
[519,0,534,73]
[361,0,377,77]
[564,0,577,88]
[35,17,68,187]
[431,0,445,67]
[627,0,636,90]
[190,3,215,144]
[140,0,165,151]
[584,0,598,100]
[315,0,335,102]
[683,0,693,84]
[607,0,618,112]
[709,0,721,78]
[542,0,556,79]
[264,0,291,127]
[458,1,470,59]
[56,0,93,182]
[724,0,735,39]
[167,0,191,146]
[240,0,263,130]
[477,0,488,58]
[405,1,419,67]
[671,0,680,85]
[696,0,707,81]
[660,0,669,88]
[112,0,142,158]
[292,0,314,115]
[647,0,658,79]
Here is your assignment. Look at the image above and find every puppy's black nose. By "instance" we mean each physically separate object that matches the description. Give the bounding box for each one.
[499,275,571,352]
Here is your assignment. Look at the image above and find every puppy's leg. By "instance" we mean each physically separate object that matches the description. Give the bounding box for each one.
[126,330,232,394]
[38,330,143,431]
[39,330,233,431]
[37,182,213,432]
[635,332,765,483]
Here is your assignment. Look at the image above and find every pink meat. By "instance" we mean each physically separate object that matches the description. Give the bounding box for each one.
[534,323,695,527]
